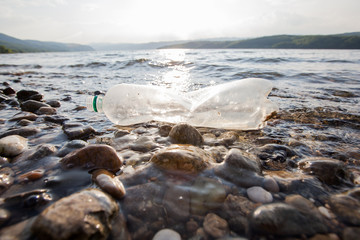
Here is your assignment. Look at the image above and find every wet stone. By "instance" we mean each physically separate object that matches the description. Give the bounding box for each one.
[44,115,69,124]
[57,139,88,157]
[60,144,123,173]
[46,100,61,108]
[343,227,360,240]
[26,144,57,161]
[121,182,164,222]
[224,148,261,173]
[150,144,215,173]
[152,228,181,240]
[163,184,191,222]
[36,106,56,115]
[328,194,360,226]
[9,112,38,122]
[16,89,42,102]
[248,203,328,237]
[218,131,239,146]
[62,122,96,140]
[247,186,273,203]
[262,176,279,193]
[0,135,28,157]
[20,100,50,113]
[203,213,229,239]
[298,158,348,185]
[158,125,172,137]
[169,123,204,146]
[0,167,14,194]
[31,188,119,240]
[114,129,130,138]
[190,177,227,215]
[17,169,45,182]
[0,126,40,138]
[130,136,159,152]
[17,119,33,126]
[3,87,15,95]
[92,169,126,199]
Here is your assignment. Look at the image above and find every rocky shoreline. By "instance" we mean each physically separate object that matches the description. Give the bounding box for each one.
[0,83,360,240]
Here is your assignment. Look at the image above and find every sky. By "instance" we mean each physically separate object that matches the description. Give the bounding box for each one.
[0,0,359,44]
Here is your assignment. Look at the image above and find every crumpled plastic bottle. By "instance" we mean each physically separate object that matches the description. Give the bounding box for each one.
[86,78,278,130]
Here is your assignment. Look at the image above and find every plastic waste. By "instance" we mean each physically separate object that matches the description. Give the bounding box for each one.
[86,78,278,130]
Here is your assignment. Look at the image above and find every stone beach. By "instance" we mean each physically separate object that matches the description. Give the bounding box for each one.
[0,82,359,240]
[0,49,360,240]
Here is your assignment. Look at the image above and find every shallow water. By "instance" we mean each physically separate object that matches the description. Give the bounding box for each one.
[0,49,360,239]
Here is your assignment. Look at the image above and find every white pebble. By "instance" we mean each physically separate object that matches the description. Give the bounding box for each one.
[152,229,181,240]
[0,135,28,157]
[247,186,273,203]
[318,206,332,219]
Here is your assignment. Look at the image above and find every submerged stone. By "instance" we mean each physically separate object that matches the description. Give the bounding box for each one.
[60,144,122,173]
[328,194,360,226]
[203,213,229,239]
[31,188,119,240]
[298,157,348,185]
[92,169,126,199]
[249,203,328,237]
[150,144,215,173]
[20,100,50,113]
[62,122,96,140]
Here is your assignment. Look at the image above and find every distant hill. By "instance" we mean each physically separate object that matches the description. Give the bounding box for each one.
[0,33,94,53]
[160,33,360,49]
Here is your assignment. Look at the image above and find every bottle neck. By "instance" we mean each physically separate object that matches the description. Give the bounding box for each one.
[86,95,104,113]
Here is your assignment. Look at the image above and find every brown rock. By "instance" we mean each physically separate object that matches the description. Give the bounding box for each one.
[92,169,126,199]
[60,144,123,173]
[298,157,348,185]
[62,122,96,140]
[36,106,57,115]
[150,144,215,173]
[21,100,50,113]
[169,123,203,146]
[203,213,229,238]
[31,188,119,240]
[163,184,190,222]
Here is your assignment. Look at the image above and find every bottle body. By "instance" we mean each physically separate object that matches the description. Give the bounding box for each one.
[87,78,278,130]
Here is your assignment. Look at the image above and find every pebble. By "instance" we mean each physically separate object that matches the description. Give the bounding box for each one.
[60,144,123,173]
[224,148,261,173]
[0,208,10,225]
[62,122,96,140]
[43,115,69,124]
[218,131,239,146]
[152,228,181,240]
[36,106,57,115]
[0,126,40,139]
[203,213,229,239]
[0,135,28,157]
[190,177,227,215]
[247,186,273,203]
[57,139,88,157]
[17,169,45,182]
[262,176,279,193]
[158,125,172,137]
[0,167,14,194]
[31,188,119,240]
[46,100,61,108]
[343,227,360,240]
[328,194,360,226]
[3,87,15,95]
[162,184,190,221]
[298,157,348,185]
[20,100,50,113]
[9,112,38,122]
[150,144,215,173]
[248,203,328,236]
[92,169,126,199]
[129,136,159,152]
[16,89,42,102]
[168,123,204,146]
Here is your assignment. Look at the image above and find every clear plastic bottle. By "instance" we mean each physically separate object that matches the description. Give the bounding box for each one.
[86,78,278,130]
